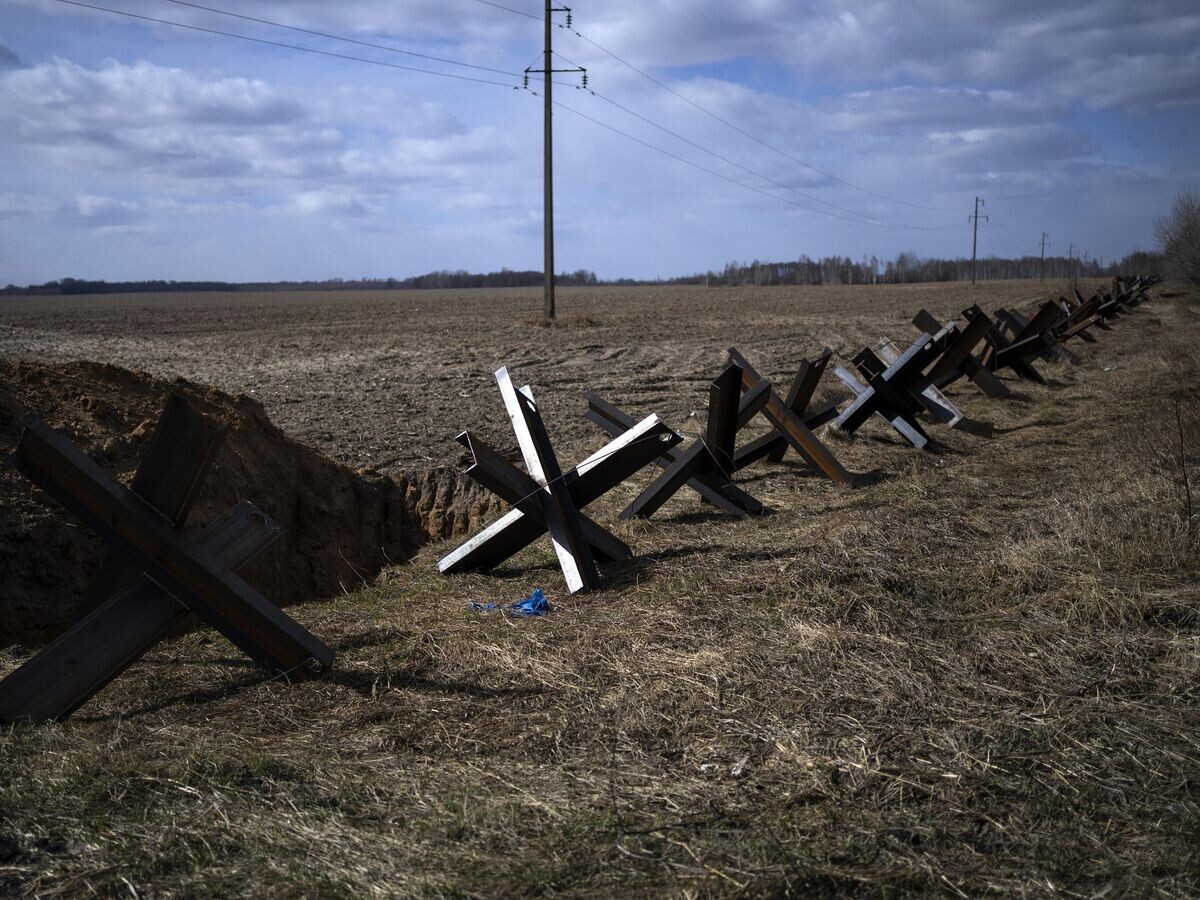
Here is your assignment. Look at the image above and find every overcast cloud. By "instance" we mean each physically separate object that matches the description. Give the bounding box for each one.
[0,0,1197,282]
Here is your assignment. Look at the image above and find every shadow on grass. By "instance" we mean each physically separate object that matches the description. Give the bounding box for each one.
[850,468,888,487]
[326,668,547,701]
[79,633,544,721]
[600,544,714,589]
[993,417,1068,435]
[953,417,996,438]
[653,507,774,525]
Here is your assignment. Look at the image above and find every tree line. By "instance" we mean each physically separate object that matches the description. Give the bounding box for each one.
[0,252,1164,296]
[677,250,1163,287]
[0,268,601,296]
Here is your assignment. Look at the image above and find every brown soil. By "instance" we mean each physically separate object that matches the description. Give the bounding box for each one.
[0,359,499,647]
[0,280,1196,897]
[0,279,1116,474]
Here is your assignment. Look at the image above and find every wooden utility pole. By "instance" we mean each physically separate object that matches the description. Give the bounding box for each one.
[1039,232,1050,282]
[524,5,585,320]
[969,197,987,285]
[542,4,554,320]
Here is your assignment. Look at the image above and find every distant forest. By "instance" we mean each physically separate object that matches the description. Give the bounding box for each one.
[1,250,1164,295]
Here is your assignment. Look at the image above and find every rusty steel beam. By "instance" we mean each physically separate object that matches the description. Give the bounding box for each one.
[728,347,854,484]
[622,362,764,519]
[453,431,633,564]
[962,305,1045,384]
[497,368,600,593]
[9,416,333,678]
[583,390,761,516]
[439,403,679,583]
[0,502,281,724]
[78,393,226,617]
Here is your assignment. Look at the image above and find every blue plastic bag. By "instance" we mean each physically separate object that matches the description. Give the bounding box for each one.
[470,588,550,617]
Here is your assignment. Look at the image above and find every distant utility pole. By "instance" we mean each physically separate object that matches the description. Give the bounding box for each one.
[1039,232,1050,282]
[969,196,988,285]
[525,4,586,320]
[1068,243,1075,286]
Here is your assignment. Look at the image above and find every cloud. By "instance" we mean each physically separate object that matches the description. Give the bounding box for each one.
[569,0,1200,113]
[929,124,1101,172]
[0,192,53,219]
[55,194,143,227]
[17,0,1199,114]
[0,57,514,200]
[0,42,20,70]
[289,189,378,217]
[1,0,1191,283]
[823,87,1066,135]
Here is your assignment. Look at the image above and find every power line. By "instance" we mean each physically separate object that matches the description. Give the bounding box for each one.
[466,0,541,20]
[156,0,521,76]
[981,220,1035,257]
[52,0,520,88]
[474,0,963,215]
[54,0,971,237]
[551,49,588,70]
[583,87,965,231]
[537,91,968,232]
[565,28,962,214]
[988,215,1038,253]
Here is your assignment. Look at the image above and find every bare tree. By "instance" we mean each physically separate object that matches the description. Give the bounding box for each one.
[1156,190,1200,283]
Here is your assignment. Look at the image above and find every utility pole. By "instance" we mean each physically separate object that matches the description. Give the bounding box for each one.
[1068,243,1075,286]
[1039,232,1050,282]
[524,5,585,320]
[969,196,987,285]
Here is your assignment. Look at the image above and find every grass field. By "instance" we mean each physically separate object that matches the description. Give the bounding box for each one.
[1,280,1198,897]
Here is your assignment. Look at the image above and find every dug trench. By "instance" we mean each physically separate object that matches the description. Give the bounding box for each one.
[0,359,501,648]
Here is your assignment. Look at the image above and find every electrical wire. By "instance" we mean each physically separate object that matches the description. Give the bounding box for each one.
[583,87,966,231]
[52,0,521,88]
[467,0,541,21]
[551,49,587,70]
[535,91,968,232]
[56,0,969,235]
[982,219,1038,257]
[467,0,968,216]
[565,28,962,214]
[156,0,521,76]
[989,217,1039,254]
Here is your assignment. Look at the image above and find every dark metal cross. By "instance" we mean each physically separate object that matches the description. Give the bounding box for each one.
[912,309,1010,398]
[725,348,855,485]
[439,367,680,592]
[0,394,332,724]
[962,305,1046,384]
[995,302,1076,364]
[831,327,963,449]
[586,361,766,520]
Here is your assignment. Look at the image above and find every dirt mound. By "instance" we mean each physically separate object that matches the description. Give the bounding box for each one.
[0,359,499,648]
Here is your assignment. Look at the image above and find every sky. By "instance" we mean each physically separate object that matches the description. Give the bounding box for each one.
[0,0,1198,283]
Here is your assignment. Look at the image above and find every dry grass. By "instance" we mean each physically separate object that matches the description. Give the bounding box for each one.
[0,284,1198,897]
